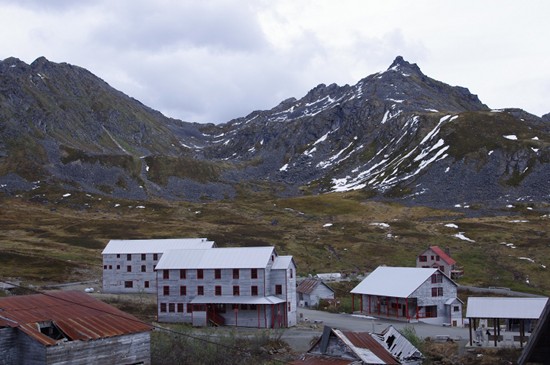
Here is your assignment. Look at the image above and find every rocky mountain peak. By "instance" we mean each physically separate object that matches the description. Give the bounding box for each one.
[386,55,423,76]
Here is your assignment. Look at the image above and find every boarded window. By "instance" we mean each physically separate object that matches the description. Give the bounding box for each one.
[251,268,258,279]
[275,284,282,295]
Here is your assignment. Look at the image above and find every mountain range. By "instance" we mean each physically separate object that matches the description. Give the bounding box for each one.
[0,56,549,209]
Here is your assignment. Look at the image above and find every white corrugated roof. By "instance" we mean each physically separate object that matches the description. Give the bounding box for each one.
[155,246,276,269]
[271,255,294,270]
[101,238,215,254]
[351,266,442,297]
[466,297,549,319]
[190,296,285,305]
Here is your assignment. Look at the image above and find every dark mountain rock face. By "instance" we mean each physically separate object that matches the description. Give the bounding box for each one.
[0,56,549,209]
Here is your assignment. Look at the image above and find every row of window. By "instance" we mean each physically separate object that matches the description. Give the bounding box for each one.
[105,264,153,272]
[163,268,262,280]
[159,303,260,313]
[113,253,160,261]
[161,284,283,296]
[419,255,441,262]
[124,280,150,288]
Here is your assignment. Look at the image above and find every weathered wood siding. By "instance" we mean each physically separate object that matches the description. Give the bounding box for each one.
[0,328,20,365]
[411,275,457,325]
[102,252,161,293]
[303,284,335,307]
[13,331,150,365]
[416,248,453,277]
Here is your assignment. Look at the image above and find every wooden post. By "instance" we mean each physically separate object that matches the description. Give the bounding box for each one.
[469,318,473,346]
[351,293,355,312]
[360,295,363,313]
[406,298,409,321]
[520,319,525,348]
[493,318,498,347]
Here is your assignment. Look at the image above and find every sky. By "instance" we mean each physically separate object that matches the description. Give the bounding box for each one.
[0,0,548,124]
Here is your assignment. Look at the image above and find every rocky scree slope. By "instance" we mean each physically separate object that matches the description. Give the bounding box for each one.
[0,56,549,208]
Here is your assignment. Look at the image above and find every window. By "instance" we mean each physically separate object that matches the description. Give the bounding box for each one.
[141,253,146,261]
[103,265,107,269]
[163,270,170,279]
[197,269,204,279]
[215,286,222,296]
[160,303,167,312]
[177,303,184,313]
[251,286,258,296]
[197,286,204,296]
[431,287,443,297]
[116,265,120,270]
[180,286,187,296]
[275,284,282,295]
[431,273,443,284]
[233,269,239,279]
[233,286,240,296]
[187,304,193,313]
[419,255,427,262]
[163,286,170,296]
[288,303,291,312]
[116,254,120,259]
[249,304,257,310]
[251,268,258,279]
[425,305,437,318]
[124,281,133,288]
[153,253,158,261]
[453,306,460,312]
[144,281,150,288]
[215,269,221,279]
[180,269,186,279]
[435,255,440,261]
[127,254,132,261]
[127,265,132,272]
[431,255,435,260]
[289,269,293,279]
[169,303,175,313]
[108,265,112,269]
[141,265,146,272]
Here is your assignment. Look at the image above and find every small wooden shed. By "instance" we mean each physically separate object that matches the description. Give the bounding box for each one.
[297,278,335,307]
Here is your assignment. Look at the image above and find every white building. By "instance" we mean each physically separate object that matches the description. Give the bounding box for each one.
[351,266,462,327]
[296,278,335,308]
[101,238,216,293]
[155,246,297,328]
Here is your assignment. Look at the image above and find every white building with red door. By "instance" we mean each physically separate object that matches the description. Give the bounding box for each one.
[351,266,463,327]
[154,246,297,328]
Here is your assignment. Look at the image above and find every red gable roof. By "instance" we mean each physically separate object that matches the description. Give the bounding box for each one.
[428,246,456,265]
[0,291,152,346]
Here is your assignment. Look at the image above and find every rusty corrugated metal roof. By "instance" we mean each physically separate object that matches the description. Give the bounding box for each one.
[288,354,356,365]
[0,291,152,346]
[339,330,400,364]
[297,278,334,295]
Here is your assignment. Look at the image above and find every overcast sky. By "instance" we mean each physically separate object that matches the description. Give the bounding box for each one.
[1,0,548,123]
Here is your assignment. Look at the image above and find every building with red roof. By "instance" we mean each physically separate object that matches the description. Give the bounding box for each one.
[416,246,462,279]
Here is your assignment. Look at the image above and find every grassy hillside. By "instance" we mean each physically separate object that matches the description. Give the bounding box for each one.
[0,190,548,296]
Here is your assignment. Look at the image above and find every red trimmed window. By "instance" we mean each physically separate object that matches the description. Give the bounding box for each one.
[419,255,427,262]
